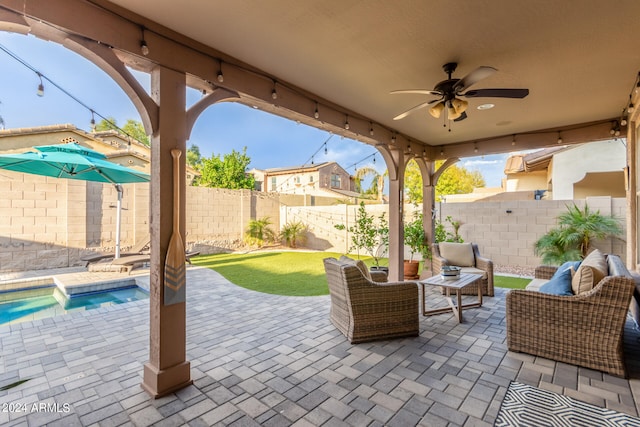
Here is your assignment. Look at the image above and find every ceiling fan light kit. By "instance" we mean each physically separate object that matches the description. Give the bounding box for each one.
[391,62,529,125]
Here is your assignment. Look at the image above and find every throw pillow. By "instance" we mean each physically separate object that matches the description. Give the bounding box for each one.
[571,265,601,295]
[438,242,475,267]
[539,268,574,296]
[571,249,607,295]
[339,255,372,280]
[550,261,582,280]
[581,248,608,276]
[538,260,581,296]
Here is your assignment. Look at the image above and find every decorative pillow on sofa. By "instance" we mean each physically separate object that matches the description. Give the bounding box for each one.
[439,242,475,267]
[538,261,581,296]
[571,249,607,295]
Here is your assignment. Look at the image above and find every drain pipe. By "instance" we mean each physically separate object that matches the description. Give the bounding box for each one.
[115,184,123,259]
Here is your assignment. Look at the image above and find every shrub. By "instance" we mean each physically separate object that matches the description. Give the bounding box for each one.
[280,221,308,248]
[244,217,276,247]
[534,203,622,265]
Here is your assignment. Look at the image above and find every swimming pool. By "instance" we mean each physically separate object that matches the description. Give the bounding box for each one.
[0,285,149,326]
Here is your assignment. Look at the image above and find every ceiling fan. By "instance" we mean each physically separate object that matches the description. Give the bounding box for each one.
[391,62,529,122]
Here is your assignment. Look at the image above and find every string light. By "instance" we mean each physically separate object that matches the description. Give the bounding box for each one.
[36,72,44,97]
[474,144,478,154]
[90,110,96,130]
[369,122,374,136]
[512,135,516,146]
[314,102,320,119]
[217,61,224,83]
[0,43,141,141]
[271,81,278,100]
[557,132,563,144]
[140,26,149,56]
[344,115,350,130]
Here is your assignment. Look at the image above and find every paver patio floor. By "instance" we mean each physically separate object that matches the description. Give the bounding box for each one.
[1,265,639,426]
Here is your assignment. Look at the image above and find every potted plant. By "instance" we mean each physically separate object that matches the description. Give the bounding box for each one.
[335,202,389,271]
[404,212,430,280]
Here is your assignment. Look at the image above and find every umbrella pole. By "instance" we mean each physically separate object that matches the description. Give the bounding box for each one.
[115,184,123,259]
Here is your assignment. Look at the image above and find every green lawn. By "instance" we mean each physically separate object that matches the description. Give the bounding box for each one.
[191,251,531,296]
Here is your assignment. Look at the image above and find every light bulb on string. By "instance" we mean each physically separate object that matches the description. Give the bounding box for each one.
[90,110,96,130]
[140,26,149,56]
[36,72,44,97]
[217,61,224,83]
[314,103,320,119]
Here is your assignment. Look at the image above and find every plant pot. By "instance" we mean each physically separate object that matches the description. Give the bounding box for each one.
[403,260,420,280]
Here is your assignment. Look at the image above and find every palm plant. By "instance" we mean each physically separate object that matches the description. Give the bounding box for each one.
[244,217,276,247]
[534,203,622,264]
[280,221,308,248]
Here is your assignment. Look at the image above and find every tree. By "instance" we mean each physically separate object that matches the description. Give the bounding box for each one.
[187,144,203,169]
[334,202,389,267]
[198,146,255,190]
[95,117,149,146]
[354,166,387,202]
[534,203,622,264]
[404,159,486,204]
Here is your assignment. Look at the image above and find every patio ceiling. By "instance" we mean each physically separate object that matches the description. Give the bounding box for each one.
[106,0,640,153]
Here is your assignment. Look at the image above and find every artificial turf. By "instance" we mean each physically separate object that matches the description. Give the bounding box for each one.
[191,251,531,296]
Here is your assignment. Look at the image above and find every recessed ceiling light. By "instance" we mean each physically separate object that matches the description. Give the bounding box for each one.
[477,103,495,110]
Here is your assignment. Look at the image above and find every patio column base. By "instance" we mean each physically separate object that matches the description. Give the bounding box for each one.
[141,361,192,398]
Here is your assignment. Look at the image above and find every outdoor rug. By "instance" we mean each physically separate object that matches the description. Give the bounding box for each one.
[494,381,640,427]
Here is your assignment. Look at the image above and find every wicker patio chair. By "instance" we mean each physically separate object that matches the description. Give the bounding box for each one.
[506,254,635,377]
[432,242,494,296]
[323,257,419,344]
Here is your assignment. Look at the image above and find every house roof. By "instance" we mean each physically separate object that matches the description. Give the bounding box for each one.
[504,146,572,174]
[256,161,350,176]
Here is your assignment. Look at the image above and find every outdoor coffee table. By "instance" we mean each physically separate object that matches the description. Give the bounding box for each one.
[419,273,483,323]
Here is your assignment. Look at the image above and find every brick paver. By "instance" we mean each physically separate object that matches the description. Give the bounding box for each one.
[1,265,639,425]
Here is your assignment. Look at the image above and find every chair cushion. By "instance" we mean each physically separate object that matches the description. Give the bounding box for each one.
[439,242,475,267]
[571,249,606,295]
[525,278,551,292]
[460,266,487,279]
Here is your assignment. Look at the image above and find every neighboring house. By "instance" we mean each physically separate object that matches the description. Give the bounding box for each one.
[504,139,626,200]
[442,139,626,203]
[0,124,199,183]
[250,161,360,203]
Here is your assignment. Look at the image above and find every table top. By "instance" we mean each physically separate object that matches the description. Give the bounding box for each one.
[420,273,483,289]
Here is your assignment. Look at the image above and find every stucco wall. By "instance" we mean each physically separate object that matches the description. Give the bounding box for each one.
[553,140,627,200]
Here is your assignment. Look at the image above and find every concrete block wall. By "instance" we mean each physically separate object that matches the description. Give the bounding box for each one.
[0,165,628,272]
[284,197,627,269]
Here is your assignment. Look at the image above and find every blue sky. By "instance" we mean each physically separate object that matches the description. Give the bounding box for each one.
[0,31,509,187]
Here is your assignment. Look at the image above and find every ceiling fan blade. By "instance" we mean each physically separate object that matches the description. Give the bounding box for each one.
[393,101,435,120]
[453,66,497,92]
[463,88,529,98]
[390,89,442,96]
[453,111,467,122]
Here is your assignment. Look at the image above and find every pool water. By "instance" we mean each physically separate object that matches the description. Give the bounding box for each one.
[0,286,149,326]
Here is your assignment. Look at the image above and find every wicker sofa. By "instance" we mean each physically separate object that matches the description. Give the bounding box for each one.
[323,257,419,343]
[506,253,635,377]
[432,242,494,296]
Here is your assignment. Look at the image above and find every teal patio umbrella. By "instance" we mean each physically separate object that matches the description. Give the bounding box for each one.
[0,142,150,258]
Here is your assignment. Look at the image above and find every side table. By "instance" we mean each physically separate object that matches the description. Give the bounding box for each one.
[419,273,483,323]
